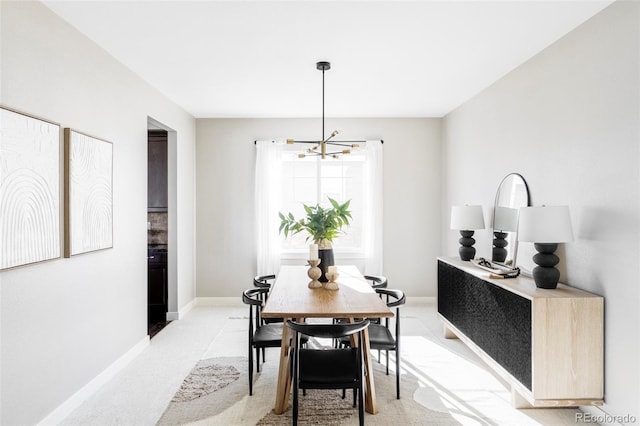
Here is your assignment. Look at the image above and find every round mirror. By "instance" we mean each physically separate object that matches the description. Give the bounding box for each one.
[492,173,530,266]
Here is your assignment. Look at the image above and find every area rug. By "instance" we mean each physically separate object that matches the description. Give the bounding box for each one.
[170,361,241,403]
[157,354,461,425]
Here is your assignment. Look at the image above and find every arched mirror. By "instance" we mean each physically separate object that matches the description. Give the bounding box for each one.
[492,173,530,266]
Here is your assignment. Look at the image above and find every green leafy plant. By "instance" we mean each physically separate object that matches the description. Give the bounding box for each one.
[279,198,352,245]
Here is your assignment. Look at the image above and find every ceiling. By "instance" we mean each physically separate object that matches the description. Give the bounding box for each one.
[41,1,614,118]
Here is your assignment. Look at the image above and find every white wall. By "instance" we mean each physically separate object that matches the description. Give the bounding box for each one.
[442,1,639,419]
[0,2,196,424]
[195,118,441,297]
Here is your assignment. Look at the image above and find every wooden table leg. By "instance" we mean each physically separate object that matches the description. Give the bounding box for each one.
[348,318,378,414]
[273,318,293,414]
[361,326,378,414]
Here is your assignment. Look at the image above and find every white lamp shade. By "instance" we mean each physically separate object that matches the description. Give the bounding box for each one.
[493,206,518,232]
[518,206,574,243]
[450,205,485,230]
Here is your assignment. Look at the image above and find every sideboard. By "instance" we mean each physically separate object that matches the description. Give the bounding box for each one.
[437,257,603,408]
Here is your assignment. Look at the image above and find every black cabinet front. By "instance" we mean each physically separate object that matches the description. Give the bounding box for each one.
[437,260,533,390]
[148,262,167,330]
[148,131,168,212]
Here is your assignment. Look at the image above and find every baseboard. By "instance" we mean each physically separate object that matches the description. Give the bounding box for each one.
[167,298,197,320]
[37,336,150,426]
[578,405,636,426]
[196,297,243,307]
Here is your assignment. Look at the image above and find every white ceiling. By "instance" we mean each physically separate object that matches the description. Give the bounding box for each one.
[42,0,614,118]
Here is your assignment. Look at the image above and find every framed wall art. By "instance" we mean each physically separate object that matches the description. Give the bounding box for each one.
[0,106,61,269]
[64,128,113,257]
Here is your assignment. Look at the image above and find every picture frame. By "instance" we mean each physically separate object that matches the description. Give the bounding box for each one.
[64,128,113,257]
[0,106,61,269]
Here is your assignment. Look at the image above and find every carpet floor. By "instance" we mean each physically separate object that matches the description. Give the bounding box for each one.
[59,304,586,426]
[158,355,460,425]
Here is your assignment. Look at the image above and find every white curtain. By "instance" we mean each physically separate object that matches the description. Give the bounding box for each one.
[255,140,284,275]
[363,140,384,275]
[255,139,383,276]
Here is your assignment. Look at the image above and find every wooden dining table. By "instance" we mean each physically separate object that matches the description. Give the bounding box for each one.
[261,265,393,415]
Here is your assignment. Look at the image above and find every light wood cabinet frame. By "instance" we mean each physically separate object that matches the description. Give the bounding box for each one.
[437,257,604,408]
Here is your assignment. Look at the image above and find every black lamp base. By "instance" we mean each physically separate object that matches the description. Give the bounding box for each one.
[532,243,560,289]
[458,230,476,261]
[492,231,508,263]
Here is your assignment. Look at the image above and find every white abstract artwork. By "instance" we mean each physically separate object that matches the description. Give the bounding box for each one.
[0,107,61,269]
[65,129,113,256]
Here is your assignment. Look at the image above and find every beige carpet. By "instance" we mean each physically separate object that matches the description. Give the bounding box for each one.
[158,355,461,425]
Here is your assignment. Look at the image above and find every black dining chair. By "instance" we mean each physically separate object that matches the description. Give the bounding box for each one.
[253,274,276,289]
[242,287,283,396]
[363,274,388,327]
[287,319,370,426]
[363,275,388,290]
[253,274,282,325]
[370,288,405,399]
[332,274,388,348]
[340,288,406,399]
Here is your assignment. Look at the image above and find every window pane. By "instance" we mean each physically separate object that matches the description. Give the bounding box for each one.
[280,150,366,255]
[294,178,317,204]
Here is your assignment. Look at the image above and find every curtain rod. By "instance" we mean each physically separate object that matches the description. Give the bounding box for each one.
[254,140,384,144]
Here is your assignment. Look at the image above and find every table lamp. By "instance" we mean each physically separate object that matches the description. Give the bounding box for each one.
[450,205,485,261]
[518,205,574,289]
[492,206,518,263]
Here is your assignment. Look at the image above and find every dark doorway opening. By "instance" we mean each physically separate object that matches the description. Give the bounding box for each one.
[147,129,168,336]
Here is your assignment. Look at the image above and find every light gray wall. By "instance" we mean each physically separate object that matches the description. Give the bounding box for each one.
[195,118,441,297]
[3,0,635,423]
[442,1,639,419]
[0,2,196,424]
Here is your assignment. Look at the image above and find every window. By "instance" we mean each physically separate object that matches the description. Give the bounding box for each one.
[255,140,382,275]
[279,146,365,256]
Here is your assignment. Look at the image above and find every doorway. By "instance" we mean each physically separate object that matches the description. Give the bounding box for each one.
[147,117,177,337]
[147,129,168,336]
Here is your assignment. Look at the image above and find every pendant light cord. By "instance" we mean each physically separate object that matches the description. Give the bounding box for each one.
[322,67,325,142]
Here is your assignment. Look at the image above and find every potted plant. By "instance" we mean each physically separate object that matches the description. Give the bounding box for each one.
[279,197,352,281]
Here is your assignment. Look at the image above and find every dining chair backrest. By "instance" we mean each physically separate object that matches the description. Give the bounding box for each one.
[242,287,269,335]
[376,287,405,328]
[376,288,405,308]
[363,275,388,289]
[253,274,276,289]
[287,319,371,426]
[253,274,282,324]
[287,319,370,341]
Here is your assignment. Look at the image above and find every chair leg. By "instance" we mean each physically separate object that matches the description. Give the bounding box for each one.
[293,363,299,425]
[358,383,364,426]
[256,347,261,373]
[293,387,299,426]
[248,345,253,396]
[353,387,356,407]
[396,349,401,399]
[386,350,389,375]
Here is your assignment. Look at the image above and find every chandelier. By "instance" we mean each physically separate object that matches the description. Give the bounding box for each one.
[287,61,364,159]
